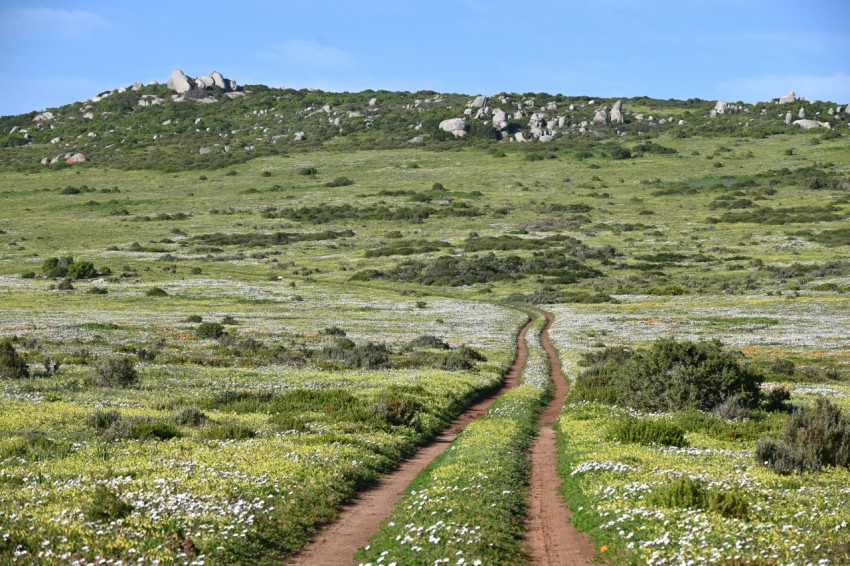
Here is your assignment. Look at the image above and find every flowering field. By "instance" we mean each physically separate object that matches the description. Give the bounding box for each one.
[550,299,850,565]
[0,281,525,564]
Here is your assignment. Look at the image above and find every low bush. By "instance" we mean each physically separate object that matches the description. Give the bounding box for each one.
[172,406,208,426]
[146,287,168,297]
[86,486,134,522]
[571,339,763,413]
[608,416,688,447]
[196,322,225,339]
[756,397,850,474]
[198,422,257,440]
[647,476,748,519]
[91,356,139,387]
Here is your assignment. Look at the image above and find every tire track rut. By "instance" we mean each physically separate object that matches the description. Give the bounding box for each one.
[525,311,596,565]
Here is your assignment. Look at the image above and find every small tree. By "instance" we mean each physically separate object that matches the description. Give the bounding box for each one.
[0,340,29,379]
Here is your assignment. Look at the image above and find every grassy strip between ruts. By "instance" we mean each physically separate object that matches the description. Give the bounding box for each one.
[556,400,850,565]
[356,314,552,566]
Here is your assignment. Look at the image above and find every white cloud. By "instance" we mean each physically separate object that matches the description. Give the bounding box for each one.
[717,73,850,103]
[0,7,110,39]
[259,40,356,70]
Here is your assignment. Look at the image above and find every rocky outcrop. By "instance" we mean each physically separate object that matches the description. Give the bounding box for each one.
[439,118,466,138]
[469,95,487,108]
[793,119,831,130]
[785,111,793,124]
[798,107,806,119]
[167,69,193,94]
[592,109,608,125]
[610,100,624,124]
[65,153,87,164]
[166,69,239,94]
[778,91,797,104]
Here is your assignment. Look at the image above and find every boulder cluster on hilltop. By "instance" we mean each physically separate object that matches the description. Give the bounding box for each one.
[166,69,239,95]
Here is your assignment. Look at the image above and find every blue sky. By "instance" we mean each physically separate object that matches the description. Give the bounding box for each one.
[1,0,848,116]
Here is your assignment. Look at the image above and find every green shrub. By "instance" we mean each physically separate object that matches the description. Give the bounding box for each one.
[146,287,168,297]
[756,397,850,474]
[198,422,257,440]
[0,340,29,379]
[86,486,134,522]
[184,315,203,323]
[67,261,98,280]
[324,176,354,187]
[172,406,208,426]
[608,416,688,447]
[42,256,74,278]
[20,271,35,279]
[92,356,138,387]
[571,339,763,413]
[320,341,391,369]
[407,335,451,350]
[196,322,225,339]
[647,476,748,519]
[298,166,318,176]
[87,409,122,430]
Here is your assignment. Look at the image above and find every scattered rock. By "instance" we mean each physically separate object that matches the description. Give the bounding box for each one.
[592,109,608,125]
[369,98,377,106]
[778,91,797,104]
[492,109,508,129]
[293,131,306,141]
[65,153,87,164]
[515,132,526,142]
[34,111,55,122]
[83,112,94,120]
[199,147,212,154]
[50,136,63,144]
[798,107,806,119]
[438,118,466,136]
[167,69,193,94]
[408,136,423,144]
[785,112,793,125]
[538,135,554,142]
[131,81,143,91]
[678,119,687,126]
[469,95,487,108]
[793,119,830,130]
[610,100,624,124]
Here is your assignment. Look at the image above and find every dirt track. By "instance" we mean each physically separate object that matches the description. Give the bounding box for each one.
[287,316,533,566]
[525,310,596,565]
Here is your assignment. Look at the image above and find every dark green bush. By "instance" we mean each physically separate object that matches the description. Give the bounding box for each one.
[184,315,203,323]
[407,335,451,350]
[571,339,763,413]
[172,406,208,426]
[86,486,134,522]
[42,256,74,278]
[324,176,354,187]
[196,322,225,339]
[198,422,257,440]
[92,356,139,387]
[756,397,850,474]
[0,340,29,379]
[145,287,168,297]
[20,271,35,279]
[608,416,688,447]
[298,166,318,176]
[320,341,391,369]
[67,261,98,280]
[647,476,748,519]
